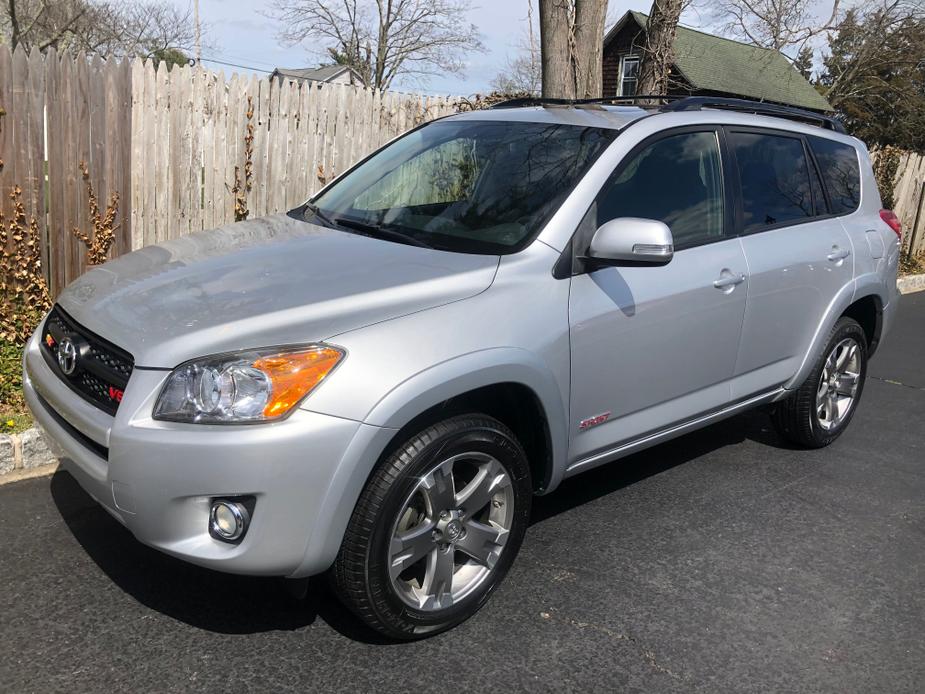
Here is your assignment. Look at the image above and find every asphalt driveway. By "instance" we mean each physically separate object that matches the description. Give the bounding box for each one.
[1,293,923,693]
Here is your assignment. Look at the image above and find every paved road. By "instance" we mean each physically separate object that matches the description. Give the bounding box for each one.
[1,293,923,693]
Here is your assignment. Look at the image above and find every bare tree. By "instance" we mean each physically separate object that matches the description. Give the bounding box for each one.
[268,0,484,91]
[2,0,94,51]
[711,0,843,53]
[635,0,686,97]
[819,1,925,107]
[492,0,541,95]
[492,50,542,95]
[1,0,199,62]
[539,0,606,98]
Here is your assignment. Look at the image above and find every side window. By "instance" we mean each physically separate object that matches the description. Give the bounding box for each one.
[730,132,813,232]
[593,131,725,250]
[809,136,861,215]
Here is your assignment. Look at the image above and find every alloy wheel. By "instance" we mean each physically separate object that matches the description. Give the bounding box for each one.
[815,337,861,431]
[387,451,515,612]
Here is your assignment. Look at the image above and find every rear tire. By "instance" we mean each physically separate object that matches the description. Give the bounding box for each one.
[772,317,867,448]
[332,414,532,639]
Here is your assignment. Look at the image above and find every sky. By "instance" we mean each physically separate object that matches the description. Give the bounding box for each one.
[184,0,660,96]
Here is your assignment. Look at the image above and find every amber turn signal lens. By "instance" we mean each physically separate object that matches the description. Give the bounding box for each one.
[253,347,343,418]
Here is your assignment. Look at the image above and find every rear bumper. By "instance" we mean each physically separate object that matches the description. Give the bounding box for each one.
[23,329,394,577]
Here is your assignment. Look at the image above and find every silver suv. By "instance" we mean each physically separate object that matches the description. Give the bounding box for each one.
[24,97,901,638]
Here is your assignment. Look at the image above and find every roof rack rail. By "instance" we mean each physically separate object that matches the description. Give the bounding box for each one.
[490,95,682,109]
[660,96,846,133]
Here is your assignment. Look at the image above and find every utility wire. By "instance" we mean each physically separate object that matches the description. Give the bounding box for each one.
[197,54,463,97]
[197,55,274,74]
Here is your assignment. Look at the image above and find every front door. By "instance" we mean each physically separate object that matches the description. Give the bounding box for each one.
[567,128,748,465]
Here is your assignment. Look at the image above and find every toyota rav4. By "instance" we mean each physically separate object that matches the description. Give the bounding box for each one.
[23,97,901,638]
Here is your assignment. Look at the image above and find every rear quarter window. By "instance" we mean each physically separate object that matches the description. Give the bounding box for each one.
[809,136,861,215]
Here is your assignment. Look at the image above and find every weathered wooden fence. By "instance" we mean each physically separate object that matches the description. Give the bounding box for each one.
[0,45,459,295]
[1,47,133,297]
[887,150,925,257]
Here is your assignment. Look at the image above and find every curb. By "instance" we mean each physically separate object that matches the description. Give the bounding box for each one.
[0,426,59,486]
[0,461,59,485]
[898,273,925,294]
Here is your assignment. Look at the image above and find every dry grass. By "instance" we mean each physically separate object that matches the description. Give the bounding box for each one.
[900,251,925,276]
[0,187,51,427]
[0,186,52,345]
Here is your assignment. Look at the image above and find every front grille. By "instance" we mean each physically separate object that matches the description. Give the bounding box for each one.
[41,306,134,416]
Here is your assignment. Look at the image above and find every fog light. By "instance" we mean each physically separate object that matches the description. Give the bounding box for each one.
[209,500,249,542]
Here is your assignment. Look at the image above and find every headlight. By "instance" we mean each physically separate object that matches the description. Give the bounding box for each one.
[153,345,344,423]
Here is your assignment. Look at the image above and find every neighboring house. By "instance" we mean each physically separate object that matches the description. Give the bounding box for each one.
[603,11,832,112]
[270,65,362,86]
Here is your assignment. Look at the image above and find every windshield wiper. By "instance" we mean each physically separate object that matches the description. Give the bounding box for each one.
[303,202,338,228]
[333,217,435,249]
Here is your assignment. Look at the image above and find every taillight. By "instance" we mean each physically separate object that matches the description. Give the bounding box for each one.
[880,209,902,239]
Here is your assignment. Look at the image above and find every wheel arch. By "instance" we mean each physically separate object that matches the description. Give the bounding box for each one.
[841,292,883,357]
[786,277,886,390]
[364,349,569,494]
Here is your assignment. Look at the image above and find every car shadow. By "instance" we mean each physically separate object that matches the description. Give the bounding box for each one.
[49,471,393,643]
[531,406,795,525]
[49,407,792,642]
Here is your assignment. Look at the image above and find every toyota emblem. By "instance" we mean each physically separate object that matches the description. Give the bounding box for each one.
[57,337,79,375]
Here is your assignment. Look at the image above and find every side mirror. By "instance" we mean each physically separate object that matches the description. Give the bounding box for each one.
[586,217,674,266]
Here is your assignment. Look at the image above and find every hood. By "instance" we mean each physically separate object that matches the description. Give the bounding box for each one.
[56,213,499,367]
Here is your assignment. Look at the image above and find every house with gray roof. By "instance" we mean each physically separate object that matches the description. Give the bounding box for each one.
[603,11,832,112]
[270,65,362,85]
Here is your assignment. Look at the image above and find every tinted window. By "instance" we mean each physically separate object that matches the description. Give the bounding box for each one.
[810,136,861,215]
[730,132,813,231]
[312,121,615,254]
[593,131,725,250]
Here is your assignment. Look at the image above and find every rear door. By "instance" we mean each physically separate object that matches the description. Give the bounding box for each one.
[729,128,855,399]
[808,135,885,280]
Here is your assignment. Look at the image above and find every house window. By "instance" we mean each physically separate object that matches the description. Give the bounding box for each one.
[618,56,640,96]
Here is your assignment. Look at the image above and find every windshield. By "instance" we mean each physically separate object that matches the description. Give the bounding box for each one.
[308,120,616,254]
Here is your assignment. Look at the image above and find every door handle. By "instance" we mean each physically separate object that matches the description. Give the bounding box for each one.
[827,247,850,262]
[713,272,746,289]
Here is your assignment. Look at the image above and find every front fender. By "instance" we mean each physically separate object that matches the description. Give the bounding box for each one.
[291,348,570,577]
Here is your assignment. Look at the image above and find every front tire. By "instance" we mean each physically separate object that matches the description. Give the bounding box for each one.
[332,414,532,639]
[772,316,867,448]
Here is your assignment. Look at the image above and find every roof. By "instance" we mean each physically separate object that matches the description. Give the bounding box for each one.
[271,65,358,83]
[606,11,832,112]
[446,104,649,131]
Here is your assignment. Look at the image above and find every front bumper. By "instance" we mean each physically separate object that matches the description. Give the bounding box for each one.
[23,330,394,577]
